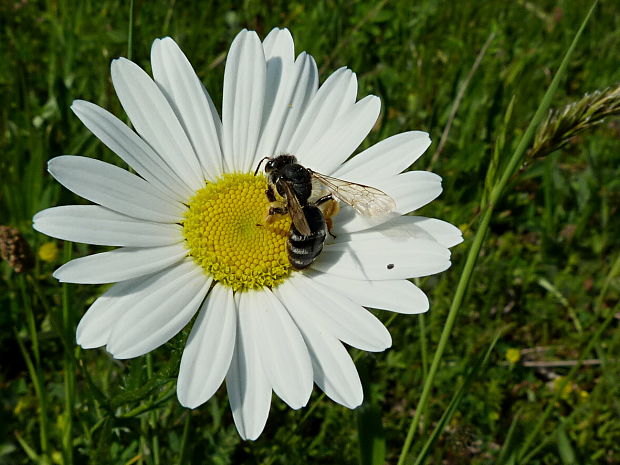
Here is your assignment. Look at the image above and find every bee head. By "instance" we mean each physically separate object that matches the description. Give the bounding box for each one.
[255,154,298,175]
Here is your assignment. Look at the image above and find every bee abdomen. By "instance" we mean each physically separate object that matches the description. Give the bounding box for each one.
[287,206,326,270]
[287,233,326,269]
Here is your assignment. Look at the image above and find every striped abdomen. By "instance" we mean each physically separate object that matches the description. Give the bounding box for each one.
[287,205,327,270]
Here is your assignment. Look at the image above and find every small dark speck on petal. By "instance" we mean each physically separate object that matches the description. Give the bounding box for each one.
[387,263,394,270]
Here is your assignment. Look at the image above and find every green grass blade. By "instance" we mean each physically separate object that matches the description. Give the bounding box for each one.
[177,414,192,465]
[357,358,386,465]
[517,252,619,462]
[13,432,41,463]
[489,0,599,202]
[15,334,50,464]
[61,243,75,465]
[412,331,502,465]
[517,301,619,462]
[496,408,523,465]
[396,3,599,464]
[127,0,135,61]
[556,425,577,465]
[418,312,429,382]
[357,403,386,465]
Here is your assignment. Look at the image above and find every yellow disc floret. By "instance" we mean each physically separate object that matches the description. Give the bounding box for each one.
[183,173,291,292]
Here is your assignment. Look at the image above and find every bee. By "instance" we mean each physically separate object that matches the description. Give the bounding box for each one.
[286,203,329,270]
[255,154,395,269]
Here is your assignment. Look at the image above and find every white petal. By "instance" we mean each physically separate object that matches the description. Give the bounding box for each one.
[71,100,193,202]
[263,33,293,113]
[336,214,462,253]
[262,28,294,57]
[380,171,443,214]
[297,95,381,175]
[222,30,266,173]
[226,293,272,441]
[314,232,451,281]
[47,156,186,223]
[106,259,210,359]
[336,171,443,234]
[403,217,463,248]
[111,58,204,190]
[344,71,359,108]
[308,271,429,314]
[336,215,454,244]
[178,284,236,408]
[270,53,318,156]
[255,50,317,166]
[33,206,183,247]
[274,283,363,408]
[285,274,391,352]
[53,243,188,284]
[76,277,148,349]
[287,68,357,156]
[255,28,295,160]
[332,131,432,182]
[151,38,224,180]
[241,289,313,409]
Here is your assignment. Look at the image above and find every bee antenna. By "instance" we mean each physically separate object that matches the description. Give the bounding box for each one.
[254,157,269,176]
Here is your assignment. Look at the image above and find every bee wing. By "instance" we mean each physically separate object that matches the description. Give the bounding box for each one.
[310,171,396,217]
[281,180,311,235]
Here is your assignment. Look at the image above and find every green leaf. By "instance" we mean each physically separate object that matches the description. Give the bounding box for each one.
[557,426,577,465]
[110,374,173,409]
[92,417,112,465]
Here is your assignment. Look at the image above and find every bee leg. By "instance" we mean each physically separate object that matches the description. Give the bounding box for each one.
[318,196,339,238]
[325,218,337,238]
[264,184,287,226]
[314,194,334,206]
[268,206,288,216]
[265,205,288,226]
[265,184,277,202]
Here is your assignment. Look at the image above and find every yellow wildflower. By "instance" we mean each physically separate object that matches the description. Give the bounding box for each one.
[505,348,521,364]
[38,241,59,263]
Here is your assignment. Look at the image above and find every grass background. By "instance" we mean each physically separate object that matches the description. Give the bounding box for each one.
[1,0,619,464]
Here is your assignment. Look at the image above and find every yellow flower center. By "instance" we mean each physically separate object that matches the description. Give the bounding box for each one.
[183,172,291,292]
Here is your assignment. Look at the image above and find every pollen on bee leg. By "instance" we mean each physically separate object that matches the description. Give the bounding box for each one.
[320,198,340,238]
[266,202,287,223]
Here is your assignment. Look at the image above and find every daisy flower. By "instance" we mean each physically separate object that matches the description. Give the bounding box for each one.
[33,28,462,440]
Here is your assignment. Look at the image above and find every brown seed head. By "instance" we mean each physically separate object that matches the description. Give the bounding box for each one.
[0,226,34,273]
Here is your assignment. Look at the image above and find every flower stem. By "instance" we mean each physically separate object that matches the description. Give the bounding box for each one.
[62,242,75,465]
[127,0,134,62]
[177,414,192,465]
[396,3,598,464]
[418,313,428,384]
[146,354,161,465]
